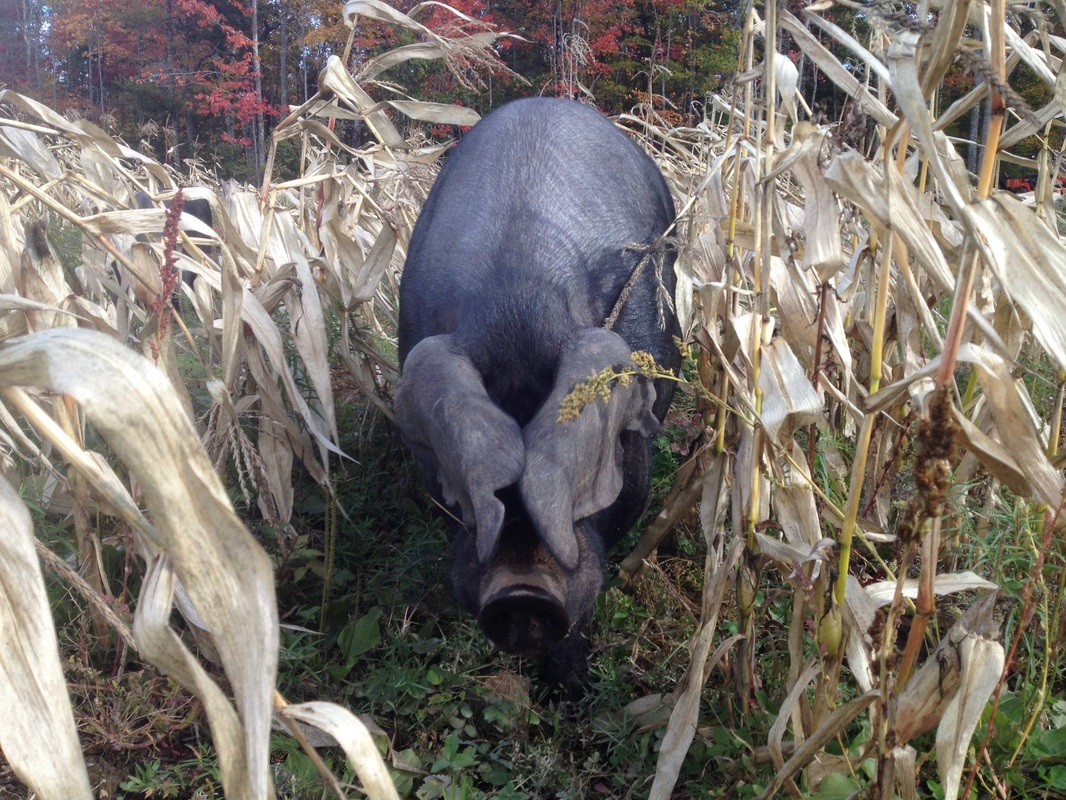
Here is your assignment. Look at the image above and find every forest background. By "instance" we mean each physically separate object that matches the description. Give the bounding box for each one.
[5,0,1048,182]
[0,0,750,181]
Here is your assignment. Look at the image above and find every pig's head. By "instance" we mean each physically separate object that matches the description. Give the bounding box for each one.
[394,327,657,661]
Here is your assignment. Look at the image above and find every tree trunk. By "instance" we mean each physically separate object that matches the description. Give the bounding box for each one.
[279,2,289,113]
[252,0,265,177]
[166,0,179,166]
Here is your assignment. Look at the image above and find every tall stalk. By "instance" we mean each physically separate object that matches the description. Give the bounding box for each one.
[731,0,761,713]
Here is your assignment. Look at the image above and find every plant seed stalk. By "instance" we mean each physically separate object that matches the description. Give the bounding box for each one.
[896,515,941,687]
[833,229,894,615]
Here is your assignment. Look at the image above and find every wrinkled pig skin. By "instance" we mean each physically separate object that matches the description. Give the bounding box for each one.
[394,97,681,695]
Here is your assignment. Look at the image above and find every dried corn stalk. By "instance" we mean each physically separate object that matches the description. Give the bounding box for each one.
[640,1,1065,797]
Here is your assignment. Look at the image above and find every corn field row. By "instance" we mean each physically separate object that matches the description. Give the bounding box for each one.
[0,0,1065,797]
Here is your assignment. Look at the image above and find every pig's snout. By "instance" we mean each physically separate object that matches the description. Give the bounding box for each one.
[478,566,570,657]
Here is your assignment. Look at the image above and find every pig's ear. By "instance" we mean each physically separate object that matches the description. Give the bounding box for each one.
[394,335,524,564]
[572,376,658,521]
[521,329,658,570]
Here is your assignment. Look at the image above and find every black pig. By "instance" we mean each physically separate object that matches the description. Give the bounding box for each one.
[133,190,213,304]
[394,98,681,694]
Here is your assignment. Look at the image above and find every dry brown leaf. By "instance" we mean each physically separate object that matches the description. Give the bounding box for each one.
[758,337,823,445]
[0,474,93,800]
[893,591,1013,744]
[963,193,1066,373]
[936,634,1005,800]
[279,701,401,800]
[0,328,279,800]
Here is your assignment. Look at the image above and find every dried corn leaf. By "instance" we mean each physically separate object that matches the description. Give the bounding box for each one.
[887,30,969,213]
[317,56,406,149]
[755,533,836,582]
[867,343,1062,510]
[344,0,432,31]
[278,215,338,443]
[824,151,954,292]
[351,224,399,306]
[775,52,800,136]
[787,124,843,282]
[1005,25,1059,88]
[963,192,1066,373]
[0,328,278,800]
[0,125,61,180]
[767,659,820,778]
[0,474,92,800]
[966,346,1064,509]
[357,41,465,80]
[863,572,997,606]
[0,196,20,295]
[0,89,84,137]
[893,591,1013,744]
[894,746,919,800]
[772,472,821,548]
[951,408,1034,499]
[780,10,897,127]
[3,389,159,549]
[280,701,400,800]
[370,100,482,126]
[800,9,890,85]
[257,406,296,525]
[244,341,329,488]
[843,576,880,692]
[699,450,731,571]
[920,0,973,96]
[319,180,372,310]
[758,337,823,445]
[134,556,257,800]
[756,691,880,800]
[936,634,1005,800]
[82,207,216,239]
[241,285,342,465]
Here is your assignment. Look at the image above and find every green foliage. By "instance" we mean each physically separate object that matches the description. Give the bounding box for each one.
[270,733,359,798]
[117,747,222,799]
